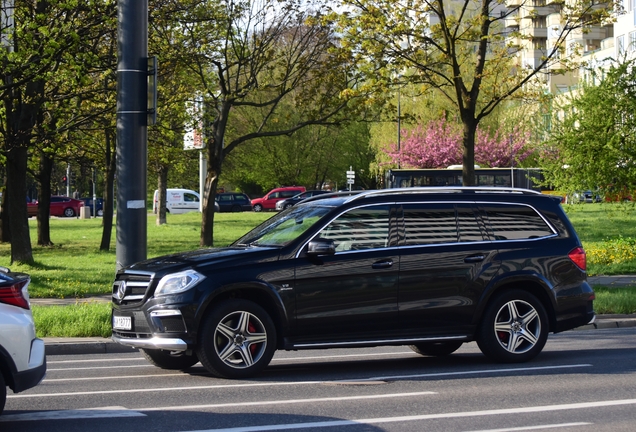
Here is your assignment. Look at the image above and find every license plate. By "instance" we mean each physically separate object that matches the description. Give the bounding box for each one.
[113,316,132,330]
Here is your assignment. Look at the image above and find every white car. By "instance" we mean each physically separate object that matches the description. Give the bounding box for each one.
[0,267,46,414]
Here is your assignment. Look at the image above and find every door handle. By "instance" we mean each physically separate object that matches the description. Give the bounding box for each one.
[372,260,393,269]
[464,254,485,263]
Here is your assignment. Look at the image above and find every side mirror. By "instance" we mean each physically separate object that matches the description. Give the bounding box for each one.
[306,239,336,256]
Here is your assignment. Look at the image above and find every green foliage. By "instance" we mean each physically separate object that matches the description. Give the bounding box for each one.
[540,59,636,194]
[587,236,636,266]
[32,303,113,338]
[592,287,636,315]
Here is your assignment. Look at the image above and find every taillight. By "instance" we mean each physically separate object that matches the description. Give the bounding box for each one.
[0,279,30,309]
[568,247,587,271]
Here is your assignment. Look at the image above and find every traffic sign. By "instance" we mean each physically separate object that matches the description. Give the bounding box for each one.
[347,179,354,184]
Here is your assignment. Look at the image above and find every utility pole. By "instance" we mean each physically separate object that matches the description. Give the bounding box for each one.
[116,0,148,269]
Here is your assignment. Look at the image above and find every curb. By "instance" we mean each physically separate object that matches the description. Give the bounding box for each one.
[44,338,137,356]
[43,317,636,356]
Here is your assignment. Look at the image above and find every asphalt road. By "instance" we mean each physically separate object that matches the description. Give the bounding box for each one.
[3,327,636,432]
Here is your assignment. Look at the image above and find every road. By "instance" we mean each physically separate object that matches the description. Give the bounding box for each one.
[2,327,636,432]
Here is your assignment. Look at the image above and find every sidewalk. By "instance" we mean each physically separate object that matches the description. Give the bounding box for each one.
[33,275,636,356]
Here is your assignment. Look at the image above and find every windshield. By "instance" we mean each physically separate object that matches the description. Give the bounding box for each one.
[233,205,333,247]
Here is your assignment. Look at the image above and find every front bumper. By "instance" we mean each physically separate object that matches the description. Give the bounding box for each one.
[111,335,188,351]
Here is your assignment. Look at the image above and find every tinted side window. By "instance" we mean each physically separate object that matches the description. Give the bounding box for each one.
[482,204,554,240]
[457,206,486,242]
[402,203,457,245]
[319,205,390,251]
[184,193,199,202]
[281,191,298,198]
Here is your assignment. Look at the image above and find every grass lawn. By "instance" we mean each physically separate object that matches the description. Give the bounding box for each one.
[2,203,636,337]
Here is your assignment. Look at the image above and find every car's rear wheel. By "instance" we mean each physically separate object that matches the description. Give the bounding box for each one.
[141,349,199,370]
[231,205,241,212]
[477,290,548,363]
[63,207,75,217]
[409,341,463,357]
[253,204,263,212]
[196,299,276,378]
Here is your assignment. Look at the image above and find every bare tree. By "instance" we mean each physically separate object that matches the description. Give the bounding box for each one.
[166,0,366,246]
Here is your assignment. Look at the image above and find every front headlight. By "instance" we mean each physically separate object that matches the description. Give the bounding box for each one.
[155,269,205,297]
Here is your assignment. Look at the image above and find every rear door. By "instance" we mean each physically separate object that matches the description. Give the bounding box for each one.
[397,202,499,335]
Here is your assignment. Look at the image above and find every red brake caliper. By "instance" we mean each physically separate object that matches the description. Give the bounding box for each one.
[248,321,258,355]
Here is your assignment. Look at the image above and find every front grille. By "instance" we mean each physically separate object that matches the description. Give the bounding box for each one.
[112,271,154,305]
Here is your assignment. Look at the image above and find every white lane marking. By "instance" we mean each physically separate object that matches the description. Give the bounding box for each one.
[357,364,593,382]
[271,351,415,362]
[463,423,592,432]
[47,364,151,372]
[0,408,145,423]
[8,363,592,399]
[47,358,145,364]
[44,373,207,382]
[138,391,437,412]
[180,399,636,432]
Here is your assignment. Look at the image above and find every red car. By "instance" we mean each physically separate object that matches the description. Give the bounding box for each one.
[27,196,84,218]
[250,186,306,212]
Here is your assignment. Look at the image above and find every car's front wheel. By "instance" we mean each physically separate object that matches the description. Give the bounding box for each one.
[253,204,263,212]
[63,207,75,217]
[477,290,548,363]
[409,341,463,357]
[141,349,199,370]
[196,299,276,378]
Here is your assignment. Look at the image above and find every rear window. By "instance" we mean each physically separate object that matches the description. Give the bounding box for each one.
[482,204,554,240]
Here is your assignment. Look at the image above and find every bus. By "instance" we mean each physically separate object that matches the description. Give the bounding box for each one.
[384,167,544,191]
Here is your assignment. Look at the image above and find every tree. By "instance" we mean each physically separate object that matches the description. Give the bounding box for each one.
[0,0,117,261]
[540,59,636,196]
[334,0,617,185]
[169,0,367,246]
[386,118,531,169]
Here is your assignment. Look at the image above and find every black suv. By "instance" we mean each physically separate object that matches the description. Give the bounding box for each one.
[111,188,595,378]
[215,192,252,212]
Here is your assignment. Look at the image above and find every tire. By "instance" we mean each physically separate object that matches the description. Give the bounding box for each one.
[284,204,293,210]
[63,207,75,217]
[97,209,104,217]
[409,341,463,357]
[253,204,263,212]
[141,349,199,370]
[477,289,548,363]
[0,371,5,415]
[196,299,276,379]
[231,205,241,213]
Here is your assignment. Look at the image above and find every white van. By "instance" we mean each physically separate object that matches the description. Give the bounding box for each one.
[153,188,200,214]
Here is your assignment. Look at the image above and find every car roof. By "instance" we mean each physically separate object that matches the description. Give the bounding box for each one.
[299,187,557,207]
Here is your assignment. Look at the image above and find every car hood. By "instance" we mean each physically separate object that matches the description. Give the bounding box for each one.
[124,246,280,274]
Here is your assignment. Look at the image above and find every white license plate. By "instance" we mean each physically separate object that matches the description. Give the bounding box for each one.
[113,316,132,330]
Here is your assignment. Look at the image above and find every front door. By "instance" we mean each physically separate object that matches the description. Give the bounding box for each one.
[294,205,399,344]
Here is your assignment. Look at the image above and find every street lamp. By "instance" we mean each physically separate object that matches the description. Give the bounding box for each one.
[397,86,401,169]
[509,133,514,188]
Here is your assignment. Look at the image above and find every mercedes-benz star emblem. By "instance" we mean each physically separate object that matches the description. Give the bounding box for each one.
[114,281,127,301]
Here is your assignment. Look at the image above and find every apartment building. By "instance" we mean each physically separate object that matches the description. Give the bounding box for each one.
[506,0,615,93]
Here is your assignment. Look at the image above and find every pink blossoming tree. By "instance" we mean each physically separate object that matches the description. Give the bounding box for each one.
[387,119,532,169]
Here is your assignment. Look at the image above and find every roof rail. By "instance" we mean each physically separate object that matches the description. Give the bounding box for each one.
[344,187,542,203]
[297,190,363,204]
